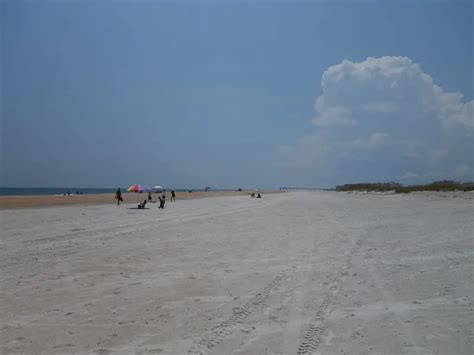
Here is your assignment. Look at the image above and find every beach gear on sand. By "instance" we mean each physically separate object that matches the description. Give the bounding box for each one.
[127,184,150,203]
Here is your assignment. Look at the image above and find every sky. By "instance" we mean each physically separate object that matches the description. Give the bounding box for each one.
[1,0,473,189]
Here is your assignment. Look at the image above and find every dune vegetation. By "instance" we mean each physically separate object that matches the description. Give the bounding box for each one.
[335,180,474,193]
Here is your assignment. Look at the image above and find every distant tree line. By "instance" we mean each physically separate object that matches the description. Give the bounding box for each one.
[335,180,474,193]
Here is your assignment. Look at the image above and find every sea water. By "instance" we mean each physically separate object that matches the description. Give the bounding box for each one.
[0,187,117,196]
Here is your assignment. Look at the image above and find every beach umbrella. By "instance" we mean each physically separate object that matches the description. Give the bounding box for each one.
[127,184,150,203]
[127,184,149,193]
[153,185,163,192]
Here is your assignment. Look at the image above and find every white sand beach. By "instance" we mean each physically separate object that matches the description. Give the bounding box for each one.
[0,191,472,354]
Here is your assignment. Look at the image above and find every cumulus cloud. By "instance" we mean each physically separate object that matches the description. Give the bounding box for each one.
[314,56,473,128]
[313,105,351,126]
[281,56,473,185]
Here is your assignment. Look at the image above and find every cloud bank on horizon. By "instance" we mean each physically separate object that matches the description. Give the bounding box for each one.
[280,56,473,186]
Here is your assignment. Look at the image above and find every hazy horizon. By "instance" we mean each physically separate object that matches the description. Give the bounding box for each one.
[2,0,473,188]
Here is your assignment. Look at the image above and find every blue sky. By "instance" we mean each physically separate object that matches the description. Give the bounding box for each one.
[1,0,472,188]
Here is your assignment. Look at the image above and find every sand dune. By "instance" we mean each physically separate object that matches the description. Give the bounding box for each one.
[0,191,472,354]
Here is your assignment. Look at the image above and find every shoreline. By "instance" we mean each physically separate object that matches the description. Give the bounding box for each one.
[0,190,279,210]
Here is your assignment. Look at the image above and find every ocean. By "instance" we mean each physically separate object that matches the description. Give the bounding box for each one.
[0,187,117,196]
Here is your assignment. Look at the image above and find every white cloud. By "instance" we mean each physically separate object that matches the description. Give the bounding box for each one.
[313,105,351,126]
[279,56,474,185]
[363,102,400,113]
[440,98,474,128]
[313,56,473,128]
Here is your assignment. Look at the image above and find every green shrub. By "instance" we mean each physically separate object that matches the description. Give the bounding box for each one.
[336,180,474,193]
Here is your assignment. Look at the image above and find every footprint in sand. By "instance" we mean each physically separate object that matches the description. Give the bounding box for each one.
[93,349,112,355]
[53,344,74,349]
[118,320,135,325]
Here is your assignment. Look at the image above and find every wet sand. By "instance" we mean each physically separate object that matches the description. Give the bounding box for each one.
[0,191,472,354]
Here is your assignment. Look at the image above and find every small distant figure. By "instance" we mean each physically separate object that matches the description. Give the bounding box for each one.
[138,200,147,209]
[250,193,255,198]
[257,193,262,198]
[148,191,152,203]
[171,190,176,202]
[159,194,166,209]
[115,188,123,205]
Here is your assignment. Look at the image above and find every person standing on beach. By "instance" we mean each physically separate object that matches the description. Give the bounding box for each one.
[115,188,123,206]
[171,190,176,202]
[158,194,166,209]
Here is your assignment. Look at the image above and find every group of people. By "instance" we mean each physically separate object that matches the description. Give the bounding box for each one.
[63,190,84,196]
[115,188,176,208]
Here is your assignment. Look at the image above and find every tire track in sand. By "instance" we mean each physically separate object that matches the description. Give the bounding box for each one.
[295,223,358,354]
[296,293,331,354]
[295,223,380,354]
[189,271,288,354]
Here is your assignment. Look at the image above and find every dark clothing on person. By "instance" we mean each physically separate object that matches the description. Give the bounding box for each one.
[158,193,166,208]
[159,196,165,209]
[148,192,152,202]
[171,190,176,202]
[115,188,123,205]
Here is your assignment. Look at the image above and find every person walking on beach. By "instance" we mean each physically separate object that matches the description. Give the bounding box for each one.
[115,188,123,206]
[171,190,176,202]
[148,191,152,203]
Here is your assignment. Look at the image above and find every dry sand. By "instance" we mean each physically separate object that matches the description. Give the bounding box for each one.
[0,191,472,354]
[0,190,272,210]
